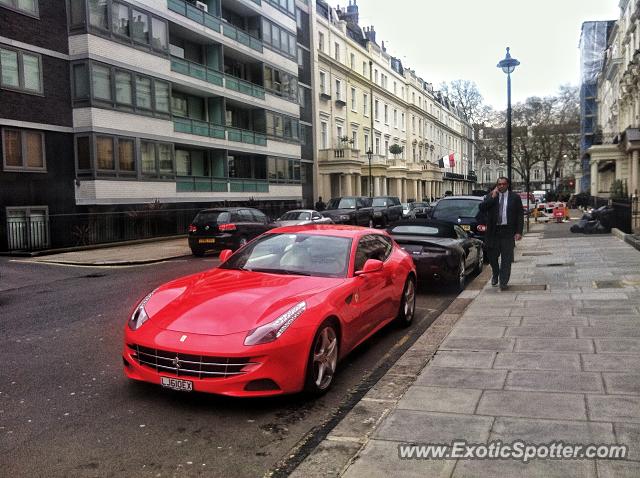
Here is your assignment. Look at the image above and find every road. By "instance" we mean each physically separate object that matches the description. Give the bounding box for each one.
[0,255,459,477]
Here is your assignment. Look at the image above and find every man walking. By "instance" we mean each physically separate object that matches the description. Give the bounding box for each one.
[479,177,524,291]
[314,196,326,211]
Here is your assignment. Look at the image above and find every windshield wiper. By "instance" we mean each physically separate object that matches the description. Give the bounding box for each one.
[246,267,312,276]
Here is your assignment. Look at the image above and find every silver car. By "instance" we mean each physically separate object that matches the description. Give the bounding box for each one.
[270,209,334,228]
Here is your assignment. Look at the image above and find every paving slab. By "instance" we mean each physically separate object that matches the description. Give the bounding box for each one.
[603,373,640,395]
[490,417,614,443]
[374,410,493,443]
[452,457,596,478]
[587,395,640,422]
[440,337,516,352]
[396,386,483,414]
[504,326,576,338]
[430,351,497,369]
[477,391,587,420]
[414,367,507,390]
[582,354,640,372]
[342,439,454,478]
[447,326,506,338]
[595,339,640,354]
[457,316,522,327]
[521,317,588,326]
[289,439,363,478]
[597,461,640,478]
[613,423,640,460]
[493,352,581,371]
[505,370,604,393]
[577,327,640,338]
[515,338,594,353]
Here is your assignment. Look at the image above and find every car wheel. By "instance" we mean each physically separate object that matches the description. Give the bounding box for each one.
[396,276,416,328]
[475,248,484,274]
[304,321,339,395]
[191,247,205,257]
[456,258,466,292]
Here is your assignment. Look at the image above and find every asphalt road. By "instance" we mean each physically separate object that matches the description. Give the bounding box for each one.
[0,255,459,477]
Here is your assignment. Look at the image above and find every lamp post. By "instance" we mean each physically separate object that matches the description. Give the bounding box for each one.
[497,47,520,188]
[366,148,373,197]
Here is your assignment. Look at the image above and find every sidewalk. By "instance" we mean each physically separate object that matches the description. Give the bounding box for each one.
[292,221,640,477]
[24,237,191,266]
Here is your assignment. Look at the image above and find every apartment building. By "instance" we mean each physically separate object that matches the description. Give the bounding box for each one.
[313,0,474,202]
[0,0,305,251]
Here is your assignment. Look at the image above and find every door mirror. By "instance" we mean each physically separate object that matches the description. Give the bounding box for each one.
[355,258,383,276]
[219,249,233,263]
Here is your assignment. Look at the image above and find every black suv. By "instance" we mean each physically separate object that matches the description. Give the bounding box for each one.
[430,196,487,245]
[322,197,375,226]
[371,196,403,227]
[187,207,271,256]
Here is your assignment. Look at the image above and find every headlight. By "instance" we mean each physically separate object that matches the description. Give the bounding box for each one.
[339,215,350,221]
[244,301,306,346]
[128,291,154,330]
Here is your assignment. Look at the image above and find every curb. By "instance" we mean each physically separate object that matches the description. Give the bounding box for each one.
[280,268,491,478]
[24,253,194,267]
[612,228,640,252]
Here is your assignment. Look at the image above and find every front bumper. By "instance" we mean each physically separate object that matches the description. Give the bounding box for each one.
[123,324,313,397]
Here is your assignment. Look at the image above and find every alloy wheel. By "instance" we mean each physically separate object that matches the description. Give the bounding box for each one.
[312,326,338,390]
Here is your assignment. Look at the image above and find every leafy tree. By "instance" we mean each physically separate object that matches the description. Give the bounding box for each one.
[389,143,403,158]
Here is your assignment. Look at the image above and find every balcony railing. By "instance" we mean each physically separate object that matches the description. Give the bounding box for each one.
[176,176,269,193]
[168,0,262,52]
[174,118,267,146]
[229,179,269,192]
[168,0,221,32]
[170,57,265,99]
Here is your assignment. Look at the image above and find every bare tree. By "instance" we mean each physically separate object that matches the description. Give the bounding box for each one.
[439,79,485,124]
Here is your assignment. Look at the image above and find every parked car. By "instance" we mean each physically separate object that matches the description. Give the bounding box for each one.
[187,207,270,257]
[270,209,333,228]
[407,201,433,219]
[322,196,375,226]
[388,219,483,291]
[123,225,417,396]
[371,196,403,227]
[429,196,487,246]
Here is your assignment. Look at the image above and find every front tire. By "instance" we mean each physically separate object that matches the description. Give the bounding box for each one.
[475,248,484,274]
[455,258,466,292]
[304,321,339,395]
[396,276,416,327]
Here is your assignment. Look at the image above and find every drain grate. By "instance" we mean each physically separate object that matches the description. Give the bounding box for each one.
[503,284,548,291]
[536,262,574,267]
[522,252,552,256]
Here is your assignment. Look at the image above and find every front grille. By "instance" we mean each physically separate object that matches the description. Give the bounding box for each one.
[128,344,256,379]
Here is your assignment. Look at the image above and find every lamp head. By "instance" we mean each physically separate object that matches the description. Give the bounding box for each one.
[497,47,520,74]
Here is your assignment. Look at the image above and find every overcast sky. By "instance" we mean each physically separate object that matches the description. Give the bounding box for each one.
[347,0,620,108]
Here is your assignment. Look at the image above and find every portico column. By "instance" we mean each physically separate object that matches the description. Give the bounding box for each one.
[344,173,353,196]
[632,150,639,195]
[374,176,381,196]
[417,181,423,201]
[355,174,362,196]
[383,177,388,195]
[590,161,599,195]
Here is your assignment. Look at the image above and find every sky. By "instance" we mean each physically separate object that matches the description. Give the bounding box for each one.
[347,0,620,108]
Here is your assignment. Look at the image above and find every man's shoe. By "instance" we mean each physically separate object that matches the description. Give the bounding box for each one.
[491,276,499,287]
[500,284,509,291]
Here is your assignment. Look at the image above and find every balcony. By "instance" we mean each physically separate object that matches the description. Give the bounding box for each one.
[168,0,263,53]
[176,176,269,193]
[173,117,267,146]
[170,57,265,99]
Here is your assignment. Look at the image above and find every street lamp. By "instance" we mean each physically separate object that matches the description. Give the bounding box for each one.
[497,47,520,188]
[366,148,373,197]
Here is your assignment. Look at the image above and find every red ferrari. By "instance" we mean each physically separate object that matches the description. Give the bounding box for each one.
[122,225,416,397]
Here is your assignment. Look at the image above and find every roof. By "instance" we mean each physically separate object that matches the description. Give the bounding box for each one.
[438,195,483,201]
[267,224,383,238]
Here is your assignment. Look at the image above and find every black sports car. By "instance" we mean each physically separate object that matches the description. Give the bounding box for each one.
[388,219,484,291]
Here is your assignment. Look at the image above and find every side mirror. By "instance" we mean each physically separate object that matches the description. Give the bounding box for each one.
[355,258,383,276]
[219,249,233,263]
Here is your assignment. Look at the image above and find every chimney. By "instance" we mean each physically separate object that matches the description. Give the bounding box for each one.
[364,25,376,44]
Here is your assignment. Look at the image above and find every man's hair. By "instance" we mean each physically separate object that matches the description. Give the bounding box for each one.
[497,176,510,184]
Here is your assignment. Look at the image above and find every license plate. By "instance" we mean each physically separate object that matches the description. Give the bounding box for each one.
[461,225,471,231]
[198,238,215,244]
[160,376,193,391]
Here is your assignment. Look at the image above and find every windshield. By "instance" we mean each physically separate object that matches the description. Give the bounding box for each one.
[391,225,448,236]
[372,198,389,207]
[327,198,356,209]
[220,233,352,278]
[193,211,230,225]
[432,199,480,221]
[279,211,311,221]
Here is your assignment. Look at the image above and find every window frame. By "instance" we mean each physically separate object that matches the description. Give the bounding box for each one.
[2,128,46,173]
[0,46,43,95]
[0,0,39,17]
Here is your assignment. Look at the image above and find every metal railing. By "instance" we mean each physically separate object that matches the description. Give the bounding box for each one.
[174,118,267,146]
[170,57,265,99]
[175,176,269,193]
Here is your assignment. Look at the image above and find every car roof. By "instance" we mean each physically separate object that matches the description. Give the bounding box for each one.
[267,224,384,238]
[198,207,259,213]
[438,195,482,201]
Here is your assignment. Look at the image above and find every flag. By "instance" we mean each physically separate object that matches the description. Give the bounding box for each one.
[439,153,455,168]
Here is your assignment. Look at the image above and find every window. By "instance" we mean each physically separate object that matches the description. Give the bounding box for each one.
[2,128,45,171]
[375,137,380,154]
[0,0,38,15]
[320,121,328,148]
[112,2,129,36]
[335,79,341,101]
[135,76,152,110]
[131,10,149,44]
[393,109,398,128]
[336,125,343,144]
[374,99,379,120]
[352,130,358,149]
[151,17,168,51]
[115,70,132,105]
[363,93,368,116]
[318,32,324,52]
[141,141,156,174]
[384,104,388,124]
[401,113,405,130]
[96,136,115,170]
[118,138,135,171]
[374,69,378,83]
[351,87,356,111]
[92,64,112,101]
[334,42,340,61]
[385,140,389,156]
[73,64,89,99]
[350,53,355,69]
[89,0,108,29]
[319,71,326,94]
[363,61,367,76]
[364,133,369,152]
[154,81,170,113]
[0,47,42,94]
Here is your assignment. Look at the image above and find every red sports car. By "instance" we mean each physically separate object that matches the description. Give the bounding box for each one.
[123,225,417,397]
